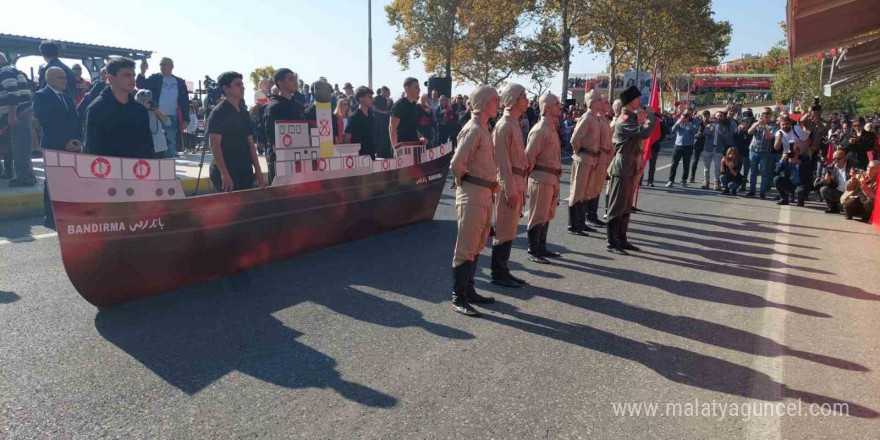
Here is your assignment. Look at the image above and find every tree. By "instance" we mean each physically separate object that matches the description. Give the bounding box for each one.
[771,58,821,108]
[386,0,558,87]
[575,0,636,101]
[855,76,880,115]
[249,66,276,90]
[536,0,589,100]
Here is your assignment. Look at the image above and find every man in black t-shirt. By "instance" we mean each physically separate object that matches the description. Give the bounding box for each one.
[344,86,376,158]
[390,77,425,149]
[207,71,265,192]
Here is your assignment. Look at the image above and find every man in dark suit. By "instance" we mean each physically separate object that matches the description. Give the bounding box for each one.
[36,40,76,102]
[33,67,83,229]
[815,149,853,214]
[136,57,190,158]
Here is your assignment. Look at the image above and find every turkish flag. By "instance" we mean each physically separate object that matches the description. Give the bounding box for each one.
[642,69,661,165]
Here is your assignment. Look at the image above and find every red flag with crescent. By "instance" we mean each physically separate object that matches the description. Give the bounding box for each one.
[642,69,661,165]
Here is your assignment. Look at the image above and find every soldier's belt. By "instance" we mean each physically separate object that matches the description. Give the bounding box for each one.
[533,165,563,177]
[580,150,600,158]
[511,167,528,177]
[462,174,499,190]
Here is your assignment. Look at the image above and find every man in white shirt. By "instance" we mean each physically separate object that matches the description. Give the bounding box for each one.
[774,116,810,154]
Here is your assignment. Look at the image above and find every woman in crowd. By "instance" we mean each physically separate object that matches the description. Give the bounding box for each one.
[719,147,743,195]
[417,94,434,147]
[333,98,351,144]
[135,90,171,159]
[184,102,199,153]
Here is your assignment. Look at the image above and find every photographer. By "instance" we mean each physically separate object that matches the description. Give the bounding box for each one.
[841,160,878,222]
[773,144,812,206]
[135,90,171,158]
[774,115,809,155]
[843,118,876,169]
[815,150,851,214]
[746,107,777,198]
[666,109,699,187]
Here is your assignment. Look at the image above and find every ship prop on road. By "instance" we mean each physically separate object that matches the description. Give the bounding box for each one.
[45,112,452,308]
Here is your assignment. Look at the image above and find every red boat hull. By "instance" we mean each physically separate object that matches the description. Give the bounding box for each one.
[52,154,451,307]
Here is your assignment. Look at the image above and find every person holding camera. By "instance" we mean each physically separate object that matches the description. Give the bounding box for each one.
[700,110,735,190]
[841,160,878,222]
[667,109,699,188]
[135,90,171,159]
[815,150,852,213]
[773,144,812,206]
[746,107,777,198]
[843,118,877,169]
[719,147,743,195]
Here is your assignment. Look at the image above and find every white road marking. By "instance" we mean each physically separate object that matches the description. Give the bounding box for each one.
[747,206,789,440]
[0,232,58,246]
[656,163,671,171]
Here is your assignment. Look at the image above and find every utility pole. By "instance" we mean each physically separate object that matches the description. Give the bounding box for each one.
[368,0,373,89]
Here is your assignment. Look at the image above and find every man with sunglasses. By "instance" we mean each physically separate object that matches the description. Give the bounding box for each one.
[814,150,851,213]
[843,118,876,169]
[745,107,777,198]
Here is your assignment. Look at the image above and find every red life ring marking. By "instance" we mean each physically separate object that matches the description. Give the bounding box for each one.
[318,158,327,171]
[282,133,293,147]
[397,157,403,167]
[345,156,354,168]
[428,149,435,159]
[382,160,389,170]
[440,146,445,154]
[90,157,112,178]
[133,159,151,180]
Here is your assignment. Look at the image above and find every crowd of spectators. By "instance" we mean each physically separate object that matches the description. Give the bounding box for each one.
[656,101,879,224]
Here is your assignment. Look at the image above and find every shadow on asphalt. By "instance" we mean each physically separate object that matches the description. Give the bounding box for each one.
[480,300,878,418]
[0,290,20,304]
[94,219,469,407]
[683,211,880,236]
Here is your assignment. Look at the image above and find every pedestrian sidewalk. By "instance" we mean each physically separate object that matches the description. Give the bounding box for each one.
[0,152,268,221]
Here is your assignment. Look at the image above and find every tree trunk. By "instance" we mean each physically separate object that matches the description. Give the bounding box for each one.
[559,0,571,101]
[608,49,617,103]
[445,54,452,79]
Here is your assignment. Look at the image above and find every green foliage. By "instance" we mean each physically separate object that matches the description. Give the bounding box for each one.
[855,77,880,115]
[249,66,276,90]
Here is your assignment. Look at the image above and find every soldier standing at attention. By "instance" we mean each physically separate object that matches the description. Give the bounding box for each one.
[606,86,655,255]
[525,93,563,264]
[489,83,530,289]
[449,85,501,317]
[567,90,605,235]
[585,98,613,228]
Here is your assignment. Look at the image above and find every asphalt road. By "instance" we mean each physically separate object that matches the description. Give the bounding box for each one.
[1,146,878,439]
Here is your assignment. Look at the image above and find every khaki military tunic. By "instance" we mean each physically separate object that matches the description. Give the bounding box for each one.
[492,112,528,245]
[526,117,562,230]
[568,112,602,204]
[587,115,614,198]
[450,117,497,267]
[607,110,655,220]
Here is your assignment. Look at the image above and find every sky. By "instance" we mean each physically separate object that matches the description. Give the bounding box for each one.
[7,0,786,105]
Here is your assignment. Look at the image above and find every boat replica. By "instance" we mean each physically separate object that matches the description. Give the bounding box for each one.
[45,86,452,308]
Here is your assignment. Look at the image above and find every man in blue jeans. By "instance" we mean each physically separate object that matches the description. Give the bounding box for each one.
[136,57,190,158]
[746,107,776,199]
[666,109,699,188]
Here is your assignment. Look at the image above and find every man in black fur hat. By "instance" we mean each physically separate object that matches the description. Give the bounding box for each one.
[606,85,655,255]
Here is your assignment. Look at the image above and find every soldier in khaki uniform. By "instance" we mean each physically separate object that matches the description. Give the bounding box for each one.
[567,90,605,235]
[606,86,655,255]
[489,83,530,288]
[585,98,613,227]
[449,85,501,317]
[525,93,563,264]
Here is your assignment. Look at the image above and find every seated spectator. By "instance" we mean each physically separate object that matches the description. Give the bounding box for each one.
[773,145,812,206]
[719,147,743,195]
[135,90,171,158]
[815,150,851,214]
[207,71,265,192]
[85,58,153,159]
[841,160,878,222]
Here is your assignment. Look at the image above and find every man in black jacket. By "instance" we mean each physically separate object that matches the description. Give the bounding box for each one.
[136,57,190,158]
[263,68,305,184]
[85,58,153,159]
[773,145,812,206]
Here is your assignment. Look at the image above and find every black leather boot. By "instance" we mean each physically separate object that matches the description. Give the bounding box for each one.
[491,241,520,288]
[567,204,588,235]
[539,223,562,258]
[451,261,480,316]
[605,218,627,255]
[577,201,597,232]
[619,213,639,251]
[527,226,550,264]
[587,198,606,227]
[467,255,495,303]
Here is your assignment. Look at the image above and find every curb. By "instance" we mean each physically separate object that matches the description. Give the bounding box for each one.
[0,177,214,221]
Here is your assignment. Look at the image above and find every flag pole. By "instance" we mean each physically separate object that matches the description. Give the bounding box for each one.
[634,67,660,209]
